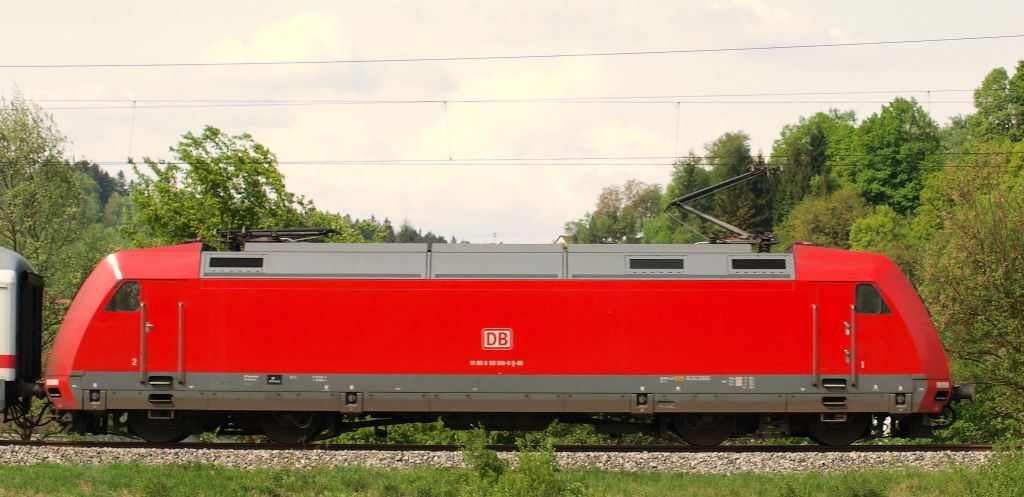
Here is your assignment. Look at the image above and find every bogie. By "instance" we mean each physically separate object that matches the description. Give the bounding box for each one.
[259,412,325,445]
[803,413,870,446]
[672,413,737,447]
[127,411,197,443]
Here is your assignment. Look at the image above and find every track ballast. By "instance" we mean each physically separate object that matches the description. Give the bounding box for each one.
[0,440,995,452]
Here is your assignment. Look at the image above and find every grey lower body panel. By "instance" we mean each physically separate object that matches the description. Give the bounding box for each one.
[65,372,926,416]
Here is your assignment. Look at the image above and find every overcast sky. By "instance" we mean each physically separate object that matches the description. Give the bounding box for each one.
[3,1,1023,242]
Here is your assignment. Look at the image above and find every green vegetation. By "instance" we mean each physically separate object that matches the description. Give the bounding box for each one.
[0,448,1023,497]
[127,125,455,248]
[324,418,665,446]
[566,59,1024,442]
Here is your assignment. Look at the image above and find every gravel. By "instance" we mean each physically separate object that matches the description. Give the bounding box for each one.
[0,446,991,474]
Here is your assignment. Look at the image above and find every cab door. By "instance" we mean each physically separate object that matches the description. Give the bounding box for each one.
[815,283,856,385]
[138,280,183,385]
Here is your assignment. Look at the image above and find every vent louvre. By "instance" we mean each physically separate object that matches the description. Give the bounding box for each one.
[731,258,786,270]
[209,257,264,268]
[629,258,685,270]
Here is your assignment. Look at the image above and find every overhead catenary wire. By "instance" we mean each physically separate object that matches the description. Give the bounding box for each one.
[9,89,978,111]
[5,150,1023,164]
[4,87,977,113]
[4,151,1022,169]
[2,34,1022,69]
[19,88,976,104]
[25,100,974,111]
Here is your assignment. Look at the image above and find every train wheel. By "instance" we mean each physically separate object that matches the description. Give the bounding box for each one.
[672,413,736,447]
[259,412,324,444]
[127,411,190,443]
[806,414,869,446]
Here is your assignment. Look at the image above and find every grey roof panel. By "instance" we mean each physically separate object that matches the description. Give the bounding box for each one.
[431,251,564,279]
[204,250,428,278]
[431,244,563,253]
[244,242,429,253]
[568,243,751,254]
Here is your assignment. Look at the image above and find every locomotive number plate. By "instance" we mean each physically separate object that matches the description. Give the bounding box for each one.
[482,328,513,350]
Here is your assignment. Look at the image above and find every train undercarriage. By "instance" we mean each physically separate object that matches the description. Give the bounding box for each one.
[58,409,951,447]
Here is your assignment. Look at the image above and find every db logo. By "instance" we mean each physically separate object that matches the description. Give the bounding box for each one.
[482,328,512,350]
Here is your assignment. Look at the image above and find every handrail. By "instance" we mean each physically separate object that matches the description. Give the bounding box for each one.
[812,304,819,386]
[139,303,148,383]
[849,304,857,387]
[177,302,185,385]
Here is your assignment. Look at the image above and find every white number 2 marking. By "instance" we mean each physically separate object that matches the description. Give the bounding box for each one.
[131,358,138,367]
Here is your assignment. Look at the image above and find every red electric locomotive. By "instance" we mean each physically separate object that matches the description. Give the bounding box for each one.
[36,235,972,445]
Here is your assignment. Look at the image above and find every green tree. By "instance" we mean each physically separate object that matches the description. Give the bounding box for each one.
[849,205,915,275]
[0,95,83,276]
[774,185,870,249]
[967,60,1024,142]
[664,153,713,205]
[391,219,448,243]
[843,98,941,214]
[301,209,385,243]
[645,154,714,244]
[769,110,858,221]
[564,180,662,243]
[921,168,1024,440]
[127,126,309,246]
[75,160,128,208]
[705,132,772,234]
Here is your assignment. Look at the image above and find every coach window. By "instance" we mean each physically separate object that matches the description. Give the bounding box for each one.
[855,284,891,314]
[104,281,140,312]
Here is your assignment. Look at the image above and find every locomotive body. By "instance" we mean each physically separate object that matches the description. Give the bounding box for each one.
[39,241,964,445]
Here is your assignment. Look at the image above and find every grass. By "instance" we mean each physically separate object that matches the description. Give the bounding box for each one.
[2,435,1022,497]
[0,457,1019,497]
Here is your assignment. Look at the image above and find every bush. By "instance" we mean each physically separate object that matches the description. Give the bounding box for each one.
[954,449,1024,497]
[457,428,583,497]
[458,427,507,481]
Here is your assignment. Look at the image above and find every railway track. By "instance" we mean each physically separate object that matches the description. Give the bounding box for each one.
[0,440,995,452]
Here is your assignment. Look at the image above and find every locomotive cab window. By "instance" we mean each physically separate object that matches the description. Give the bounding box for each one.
[104,281,140,312]
[855,284,891,314]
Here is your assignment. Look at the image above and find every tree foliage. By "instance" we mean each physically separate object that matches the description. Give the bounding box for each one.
[643,155,714,244]
[774,185,870,249]
[0,95,82,275]
[920,152,1024,439]
[848,205,916,274]
[125,126,417,247]
[128,126,309,246]
[564,180,662,243]
[391,219,451,243]
[769,110,857,221]
[705,132,772,234]
[844,98,941,214]
[0,97,108,349]
[968,60,1024,142]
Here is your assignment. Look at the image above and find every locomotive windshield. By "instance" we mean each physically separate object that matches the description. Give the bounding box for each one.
[855,284,891,314]
[104,281,140,312]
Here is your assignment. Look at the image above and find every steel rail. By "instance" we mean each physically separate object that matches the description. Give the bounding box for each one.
[0,440,995,453]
